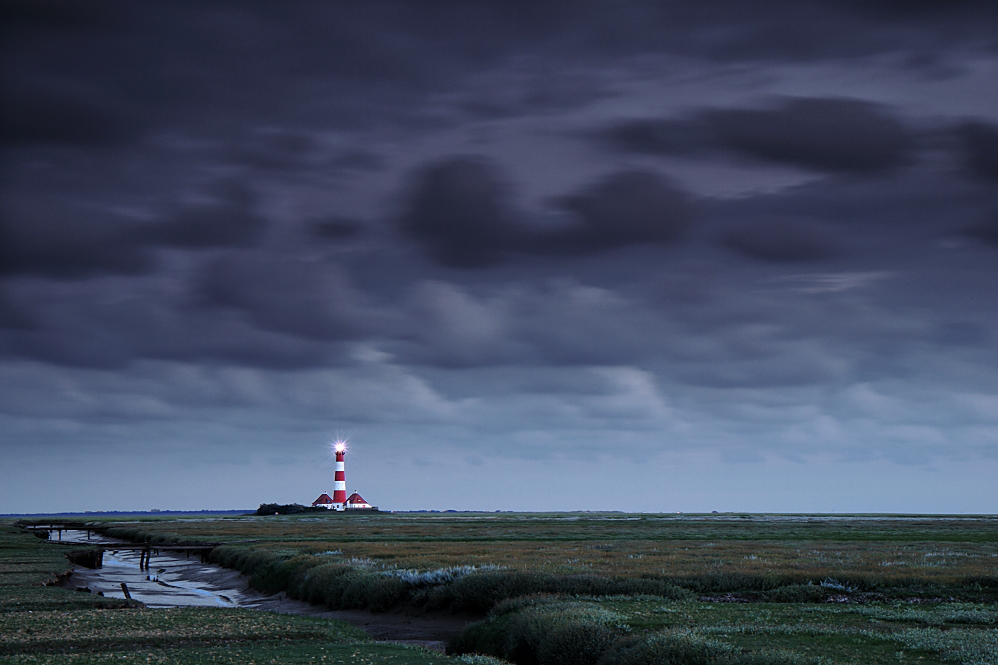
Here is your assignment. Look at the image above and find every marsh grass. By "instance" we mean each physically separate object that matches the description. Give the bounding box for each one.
[82,513,998,615]
[13,514,997,664]
[74,514,998,593]
[0,525,77,588]
[448,597,835,665]
[449,596,996,665]
[0,606,367,652]
[0,643,455,665]
[881,627,998,665]
[595,632,819,665]
[0,603,455,664]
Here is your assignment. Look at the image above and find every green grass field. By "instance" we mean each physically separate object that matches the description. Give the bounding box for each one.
[5,513,997,664]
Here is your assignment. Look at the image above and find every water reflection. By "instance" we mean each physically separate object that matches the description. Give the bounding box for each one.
[55,530,248,608]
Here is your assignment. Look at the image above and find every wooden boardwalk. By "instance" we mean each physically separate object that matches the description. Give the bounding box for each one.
[17,523,220,569]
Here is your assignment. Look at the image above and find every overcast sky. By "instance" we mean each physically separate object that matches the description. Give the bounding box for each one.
[2,1,997,514]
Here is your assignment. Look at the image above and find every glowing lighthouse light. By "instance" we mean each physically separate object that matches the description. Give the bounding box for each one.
[331,440,347,511]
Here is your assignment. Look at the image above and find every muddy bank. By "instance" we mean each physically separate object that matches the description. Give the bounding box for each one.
[54,530,471,650]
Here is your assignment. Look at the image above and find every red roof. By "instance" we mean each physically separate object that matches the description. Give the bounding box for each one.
[346,492,369,505]
[312,493,334,506]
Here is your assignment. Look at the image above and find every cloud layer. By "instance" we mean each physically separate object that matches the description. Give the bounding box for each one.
[2,0,997,512]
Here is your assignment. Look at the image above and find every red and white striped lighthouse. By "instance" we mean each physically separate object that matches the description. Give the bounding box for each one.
[332,441,347,511]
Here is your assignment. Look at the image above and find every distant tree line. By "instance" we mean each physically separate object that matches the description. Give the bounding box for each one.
[255,503,328,515]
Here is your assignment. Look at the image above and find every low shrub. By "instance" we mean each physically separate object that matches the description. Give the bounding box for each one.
[963,575,998,589]
[536,621,621,665]
[671,573,801,594]
[427,571,692,614]
[432,571,550,613]
[208,545,268,573]
[539,575,675,599]
[386,564,504,587]
[365,575,409,612]
[286,556,333,600]
[596,632,816,665]
[449,597,629,665]
[762,584,829,603]
[104,526,156,543]
[449,616,513,659]
[104,527,200,546]
[599,578,694,600]
[287,563,406,613]
[304,563,355,605]
[249,553,319,594]
[488,594,565,618]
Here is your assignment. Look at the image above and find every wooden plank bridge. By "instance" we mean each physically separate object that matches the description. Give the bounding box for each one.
[17,523,220,569]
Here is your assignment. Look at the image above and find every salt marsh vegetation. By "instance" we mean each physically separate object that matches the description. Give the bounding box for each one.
[6,512,997,664]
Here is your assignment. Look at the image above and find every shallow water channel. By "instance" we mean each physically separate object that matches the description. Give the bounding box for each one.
[53,530,467,650]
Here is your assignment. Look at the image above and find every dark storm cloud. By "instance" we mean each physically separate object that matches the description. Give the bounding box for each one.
[310,218,363,241]
[227,132,317,172]
[227,132,383,175]
[400,157,522,268]
[602,119,713,158]
[553,170,691,250]
[401,158,691,267]
[197,253,365,341]
[705,168,998,235]
[1,2,137,148]
[0,203,152,279]
[388,279,669,369]
[965,216,998,247]
[0,88,138,147]
[135,312,344,370]
[706,99,912,173]
[3,300,340,370]
[6,0,993,150]
[0,288,34,331]
[0,180,266,280]
[331,150,385,173]
[957,121,998,183]
[0,265,355,369]
[362,0,997,64]
[0,0,116,28]
[602,98,912,173]
[141,181,267,249]
[721,218,839,263]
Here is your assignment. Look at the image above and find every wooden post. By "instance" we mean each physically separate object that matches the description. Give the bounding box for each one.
[120,582,131,599]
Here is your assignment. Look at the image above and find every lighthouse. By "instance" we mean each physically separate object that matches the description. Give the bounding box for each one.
[331,441,347,511]
[312,439,377,511]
